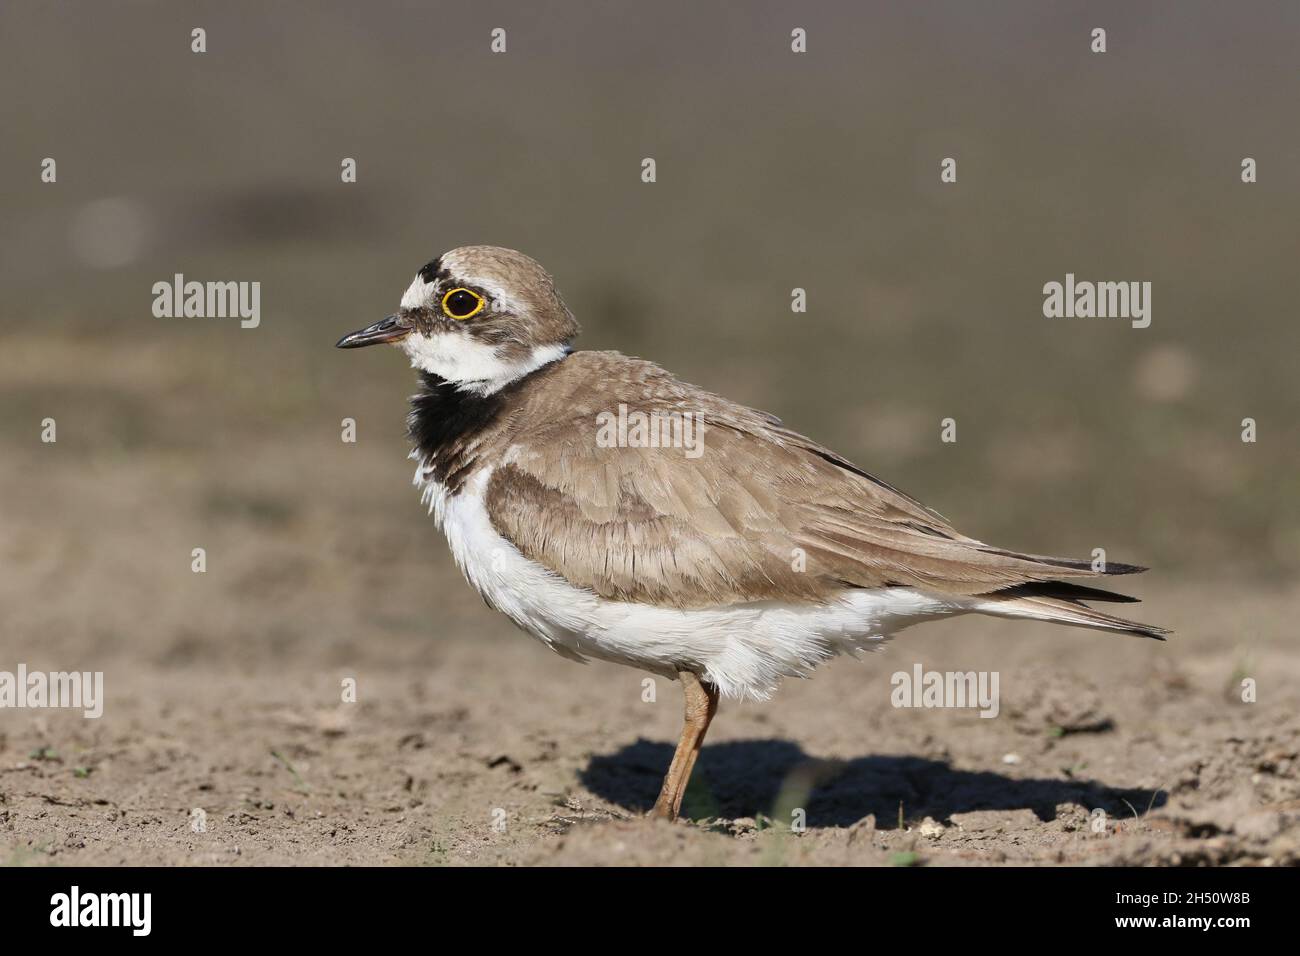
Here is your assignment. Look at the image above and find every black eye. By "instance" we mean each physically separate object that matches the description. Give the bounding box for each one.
[441,287,485,320]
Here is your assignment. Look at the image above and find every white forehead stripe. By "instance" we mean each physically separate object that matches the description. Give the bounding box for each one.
[400,275,436,310]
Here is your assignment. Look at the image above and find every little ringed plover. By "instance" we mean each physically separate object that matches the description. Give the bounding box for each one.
[337,245,1166,821]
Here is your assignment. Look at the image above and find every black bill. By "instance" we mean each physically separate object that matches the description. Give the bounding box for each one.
[335,314,409,348]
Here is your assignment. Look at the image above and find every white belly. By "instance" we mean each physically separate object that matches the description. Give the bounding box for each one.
[417,464,965,700]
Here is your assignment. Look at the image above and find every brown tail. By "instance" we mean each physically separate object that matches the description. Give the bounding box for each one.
[974,591,1169,640]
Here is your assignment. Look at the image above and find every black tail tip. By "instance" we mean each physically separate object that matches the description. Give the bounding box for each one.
[1103,561,1148,575]
[1136,625,1171,641]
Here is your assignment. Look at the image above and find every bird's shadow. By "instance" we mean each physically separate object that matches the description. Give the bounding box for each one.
[581,738,1165,827]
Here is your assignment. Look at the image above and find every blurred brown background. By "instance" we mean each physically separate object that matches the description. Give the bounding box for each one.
[0,2,1296,864]
[4,0,1297,581]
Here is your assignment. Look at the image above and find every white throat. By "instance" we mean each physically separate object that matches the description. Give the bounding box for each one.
[401,335,569,396]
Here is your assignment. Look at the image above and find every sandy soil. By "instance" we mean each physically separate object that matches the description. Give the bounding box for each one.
[2,411,1296,866]
[3,0,1299,869]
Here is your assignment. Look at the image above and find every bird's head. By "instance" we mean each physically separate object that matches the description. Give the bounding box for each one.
[337,245,579,394]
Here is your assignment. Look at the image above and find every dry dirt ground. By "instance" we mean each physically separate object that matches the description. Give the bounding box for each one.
[1,348,1297,866]
[3,1,1299,870]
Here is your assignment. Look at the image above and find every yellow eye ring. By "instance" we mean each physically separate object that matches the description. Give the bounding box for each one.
[441,287,485,320]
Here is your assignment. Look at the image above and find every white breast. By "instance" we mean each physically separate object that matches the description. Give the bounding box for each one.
[416,462,967,700]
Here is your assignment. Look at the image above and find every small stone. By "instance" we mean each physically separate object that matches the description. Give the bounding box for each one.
[1002,753,1022,765]
[918,817,945,839]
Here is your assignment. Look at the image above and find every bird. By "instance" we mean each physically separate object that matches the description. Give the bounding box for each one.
[336,245,1167,822]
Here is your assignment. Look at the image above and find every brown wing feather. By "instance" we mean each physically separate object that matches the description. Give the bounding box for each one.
[483,351,1141,609]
